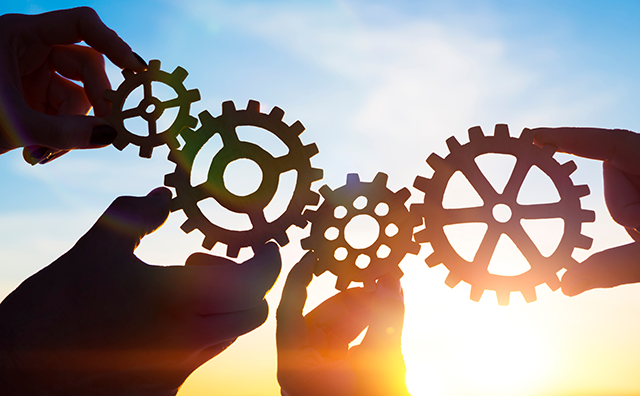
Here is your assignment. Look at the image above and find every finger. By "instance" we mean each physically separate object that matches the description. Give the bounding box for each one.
[532,127,640,175]
[561,242,640,296]
[48,73,92,116]
[50,44,111,116]
[195,300,269,346]
[27,7,146,71]
[276,252,317,350]
[176,242,281,314]
[360,275,405,350]
[604,162,640,228]
[78,187,172,254]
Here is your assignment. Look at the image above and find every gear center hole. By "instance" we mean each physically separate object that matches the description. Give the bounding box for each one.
[492,203,512,223]
[146,103,156,114]
[344,214,380,250]
[223,159,263,197]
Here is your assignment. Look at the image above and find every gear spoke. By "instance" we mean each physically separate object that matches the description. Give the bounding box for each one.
[519,202,566,219]
[161,97,182,109]
[503,157,532,200]
[443,207,490,225]
[147,118,157,137]
[143,80,152,100]
[508,223,544,263]
[121,107,141,119]
[473,227,501,270]
[463,159,499,202]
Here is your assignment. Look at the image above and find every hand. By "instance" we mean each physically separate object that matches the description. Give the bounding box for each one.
[533,127,640,296]
[0,7,147,164]
[276,253,409,396]
[0,187,281,395]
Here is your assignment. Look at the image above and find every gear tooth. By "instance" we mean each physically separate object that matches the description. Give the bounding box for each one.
[180,219,197,234]
[561,160,578,176]
[319,185,333,198]
[363,280,377,292]
[372,172,389,186]
[574,184,590,198]
[335,277,351,291]
[496,290,511,306]
[166,135,179,149]
[303,208,319,222]
[289,121,305,136]
[444,272,462,288]
[468,126,485,141]
[198,110,215,124]
[170,197,181,213]
[222,101,237,114]
[269,106,285,120]
[426,153,445,171]
[446,136,462,151]
[575,234,593,250]
[414,227,430,243]
[394,187,411,204]
[274,232,290,246]
[139,145,153,159]
[546,275,561,291]
[186,115,198,129]
[149,59,161,71]
[293,216,309,228]
[307,191,321,206]
[541,144,557,157]
[425,252,443,268]
[186,89,201,102]
[226,243,241,258]
[413,175,430,193]
[310,168,323,181]
[581,209,596,222]
[519,128,534,143]
[494,124,510,138]
[247,99,260,113]
[103,89,118,102]
[122,68,135,78]
[469,286,484,302]
[407,241,421,255]
[389,266,404,280]
[112,135,129,151]
[346,173,361,185]
[521,288,537,303]
[300,236,314,250]
[171,66,189,82]
[164,172,179,187]
[167,149,181,164]
[303,143,319,157]
[313,260,329,276]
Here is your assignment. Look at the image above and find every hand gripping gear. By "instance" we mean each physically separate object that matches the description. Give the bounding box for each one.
[411,125,596,305]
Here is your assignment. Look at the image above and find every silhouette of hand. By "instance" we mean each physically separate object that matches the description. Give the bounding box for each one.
[533,127,640,296]
[276,252,409,396]
[0,7,147,164]
[0,187,281,395]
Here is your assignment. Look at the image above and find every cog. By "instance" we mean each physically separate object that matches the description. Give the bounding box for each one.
[165,100,323,258]
[104,59,201,158]
[302,172,421,291]
[411,124,596,305]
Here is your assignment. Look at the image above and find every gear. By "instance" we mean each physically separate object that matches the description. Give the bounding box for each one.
[104,59,200,158]
[165,100,323,258]
[302,173,421,291]
[411,124,595,305]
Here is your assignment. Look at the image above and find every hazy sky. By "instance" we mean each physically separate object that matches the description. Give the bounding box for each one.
[2,1,640,395]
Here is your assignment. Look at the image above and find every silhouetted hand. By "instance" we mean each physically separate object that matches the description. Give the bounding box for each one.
[0,7,147,164]
[276,252,410,396]
[533,127,640,296]
[0,187,281,395]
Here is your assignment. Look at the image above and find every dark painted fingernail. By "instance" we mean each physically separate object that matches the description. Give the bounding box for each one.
[28,146,50,164]
[90,125,118,146]
[133,52,148,69]
[38,151,59,165]
[563,277,591,296]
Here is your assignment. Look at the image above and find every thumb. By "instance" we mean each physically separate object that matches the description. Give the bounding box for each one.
[561,242,640,296]
[78,187,172,254]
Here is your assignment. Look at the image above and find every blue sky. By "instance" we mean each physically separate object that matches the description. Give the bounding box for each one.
[2,1,640,395]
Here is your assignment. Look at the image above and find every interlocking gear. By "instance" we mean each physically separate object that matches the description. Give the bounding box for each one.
[302,173,421,291]
[104,59,200,158]
[165,100,323,258]
[411,124,595,305]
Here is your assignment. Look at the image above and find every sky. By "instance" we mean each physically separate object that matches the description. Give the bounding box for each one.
[1,0,640,395]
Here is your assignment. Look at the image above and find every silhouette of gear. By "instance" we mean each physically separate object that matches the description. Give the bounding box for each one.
[165,100,323,258]
[302,173,421,291]
[104,59,200,158]
[411,124,595,305]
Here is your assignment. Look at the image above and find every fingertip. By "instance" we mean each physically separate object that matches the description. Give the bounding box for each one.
[561,276,591,297]
[185,252,232,267]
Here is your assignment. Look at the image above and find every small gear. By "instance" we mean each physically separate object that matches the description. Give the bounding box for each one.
[302,172,421,291]
[165,100,323,258]
[104,59,200,158]
[411,124,595,305]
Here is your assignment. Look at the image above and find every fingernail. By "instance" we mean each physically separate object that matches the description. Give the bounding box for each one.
[133,52,148,69]
[38,150,60,165]
[27,147,50,165]
[564,277,591,296]
[90,125,118,146]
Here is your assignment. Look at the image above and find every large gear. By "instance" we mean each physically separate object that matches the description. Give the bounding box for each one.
[302,172,421,291]
[104,59,200,158]
[411,124,596,305]
[165,100,323,258]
